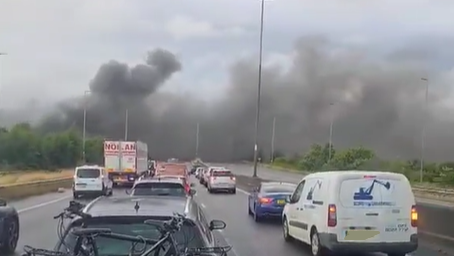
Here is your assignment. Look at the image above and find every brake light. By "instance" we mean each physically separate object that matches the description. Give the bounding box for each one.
[327,204,337,227]
[259,197,272,204]
[411,205,418,227]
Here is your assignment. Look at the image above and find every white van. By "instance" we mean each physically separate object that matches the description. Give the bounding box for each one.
[282,171,418,256]
[73,165,113,199]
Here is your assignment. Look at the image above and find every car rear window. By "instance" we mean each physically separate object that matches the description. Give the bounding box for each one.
[262,185,296,193]
[132,182,186,196]
[76,168,100,178]
[62,220,204,255]
[339,176,406,208]
[212,171,232,177]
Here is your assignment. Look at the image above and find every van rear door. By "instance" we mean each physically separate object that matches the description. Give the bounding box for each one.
[75,168,102,191]
[336,173,415,243]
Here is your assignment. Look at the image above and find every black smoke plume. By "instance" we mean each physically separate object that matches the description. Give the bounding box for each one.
[38,37,454,162]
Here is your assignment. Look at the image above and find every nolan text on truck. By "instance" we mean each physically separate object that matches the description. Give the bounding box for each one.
[104,140,148,187]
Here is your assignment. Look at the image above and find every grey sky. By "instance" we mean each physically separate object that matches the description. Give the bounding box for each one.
[2,0,454,160]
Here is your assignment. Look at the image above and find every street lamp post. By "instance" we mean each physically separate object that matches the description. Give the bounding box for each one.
[252,0,266,177]
[82,90,90,163]
[0,53,7,125]
[124,109,129,141]
[328,103,334,162]
[271,117,276,162]
[420,77,429,183]
[195,122,200,158]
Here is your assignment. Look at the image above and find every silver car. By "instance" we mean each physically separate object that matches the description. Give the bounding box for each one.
[207,169,236,194]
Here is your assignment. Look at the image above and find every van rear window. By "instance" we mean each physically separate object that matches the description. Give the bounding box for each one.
[339,177,404,208]
[76,168,100,178]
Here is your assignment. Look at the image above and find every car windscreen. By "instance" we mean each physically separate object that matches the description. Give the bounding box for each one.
[212,171,232,177]
[76,168,100,178]
[262,185,296,193]
[62,220,205,255]
[131,182,186,196]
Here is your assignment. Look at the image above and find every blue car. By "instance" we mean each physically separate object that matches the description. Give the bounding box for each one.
[248,182,296,222]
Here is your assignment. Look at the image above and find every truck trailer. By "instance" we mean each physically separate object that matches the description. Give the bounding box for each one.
[104,140,148,186]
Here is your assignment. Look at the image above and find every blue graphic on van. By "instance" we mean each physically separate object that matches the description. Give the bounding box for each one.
[353,179,391,200]
[306,180,322,200]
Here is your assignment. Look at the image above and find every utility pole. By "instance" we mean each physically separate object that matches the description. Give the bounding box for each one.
[271,117,276,162]
[124,109,129,141]
[195,122,200,158]
[420,77,429,183]
[328,103,334,162]
[0,53,7,125]
[252,0,266,177]
[82,90,90,163]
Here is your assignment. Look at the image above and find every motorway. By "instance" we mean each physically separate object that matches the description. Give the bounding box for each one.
[8,163,454,256]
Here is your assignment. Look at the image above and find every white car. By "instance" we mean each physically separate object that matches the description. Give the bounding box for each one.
[73,165,113,199]
[201,166,224,187]
[207,169,236,194]
[282,170,418,256]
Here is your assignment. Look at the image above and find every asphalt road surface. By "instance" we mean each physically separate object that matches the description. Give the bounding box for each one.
[7,163,454,256]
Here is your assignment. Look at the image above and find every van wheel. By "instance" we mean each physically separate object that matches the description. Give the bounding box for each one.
[310,229,323,256]
[102,185,107,196]
[282,216,293,242]
[73,192,79,199]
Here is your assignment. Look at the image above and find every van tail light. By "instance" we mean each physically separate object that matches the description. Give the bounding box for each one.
[411,205,418,227]
[259,197,272,204]
[327,204,337,227]
[230,176,236,181]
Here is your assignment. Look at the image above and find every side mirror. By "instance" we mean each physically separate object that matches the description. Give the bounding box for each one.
[125,189,131,195]
[0,198,7,207]
[190,183,195,187]
[189,189,197,196]
[209,220,226,231]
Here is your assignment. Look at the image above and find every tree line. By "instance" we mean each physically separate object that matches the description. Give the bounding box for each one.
[0,123,103,171]
[272,143,454,185]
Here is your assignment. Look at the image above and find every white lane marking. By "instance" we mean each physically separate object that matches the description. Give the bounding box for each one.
[237,188,250,196]
[17,195,71,214]
[201,203,206,208]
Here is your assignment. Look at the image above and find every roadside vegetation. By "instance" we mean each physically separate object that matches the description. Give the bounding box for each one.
[271,143,454,186]
[0,123,103,172]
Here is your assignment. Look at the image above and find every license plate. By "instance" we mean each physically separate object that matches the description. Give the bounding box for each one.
[276,199,285,205]
[343,230,379,241]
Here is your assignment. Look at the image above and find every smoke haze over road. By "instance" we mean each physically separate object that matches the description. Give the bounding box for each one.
[37,37,454,162]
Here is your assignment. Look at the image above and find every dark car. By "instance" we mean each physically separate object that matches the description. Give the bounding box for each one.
[0,198,19,254]
[129,178,195,197]
[248,181,296,222]
[54,196,226,255]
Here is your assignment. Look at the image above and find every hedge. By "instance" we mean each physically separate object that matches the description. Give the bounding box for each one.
[271,143,454,185]
[0,123,103,171]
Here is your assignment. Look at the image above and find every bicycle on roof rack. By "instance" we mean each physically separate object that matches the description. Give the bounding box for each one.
[22,200,232,256]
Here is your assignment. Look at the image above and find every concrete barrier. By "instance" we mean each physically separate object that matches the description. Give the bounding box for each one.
[0,178,73,200]
[418,202,454,242]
